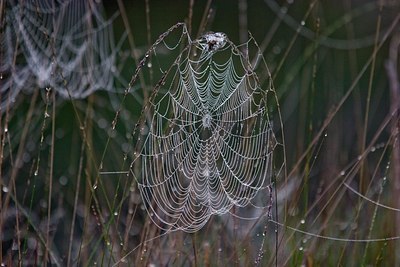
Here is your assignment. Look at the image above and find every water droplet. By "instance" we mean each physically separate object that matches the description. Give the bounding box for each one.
[4,127,8,133]
[300,219,305,224]
[147,62,152,68]
[59,176,68,186]
[340,171,345,176]
[299,246,303,251]
[0,73,3,79]
[93,183,98,190]
[381,177,387,188]
[2,186,9,193]
[34,170,38,176]
[114,212,118,216]
[218,248,222,252]
[272,45,281,55]
[300,20,305,26]
[12,240,18,250]
[40,199,47,208]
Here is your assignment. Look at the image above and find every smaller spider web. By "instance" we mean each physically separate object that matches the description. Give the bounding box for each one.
[1,0,125,110]
[131,29,279,233]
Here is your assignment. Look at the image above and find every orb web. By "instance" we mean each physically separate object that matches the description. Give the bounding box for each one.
[131,27,278,233]
[1,0,124,109]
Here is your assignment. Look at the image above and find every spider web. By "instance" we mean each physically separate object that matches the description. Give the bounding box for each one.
[0,0,125,109]
[130,27,279,233]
